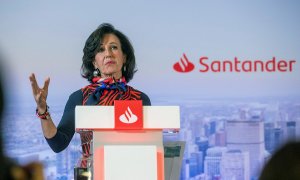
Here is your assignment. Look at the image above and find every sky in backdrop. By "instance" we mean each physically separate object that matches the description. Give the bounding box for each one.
[0,1,300,105]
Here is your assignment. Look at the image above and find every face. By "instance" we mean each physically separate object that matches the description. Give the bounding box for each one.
[93,33,126,79]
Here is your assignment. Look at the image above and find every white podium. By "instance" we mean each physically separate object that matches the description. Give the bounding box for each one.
[75,105,180,180]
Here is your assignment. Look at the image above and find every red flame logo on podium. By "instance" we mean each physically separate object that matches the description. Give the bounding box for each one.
[114,100,143,130]
[119,107,138,124]
[173,53,195,73]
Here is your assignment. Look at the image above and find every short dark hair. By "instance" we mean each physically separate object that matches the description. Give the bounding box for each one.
[81,23,136,83]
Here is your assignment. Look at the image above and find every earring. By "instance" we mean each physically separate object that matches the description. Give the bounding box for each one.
[123,66,126,72]
[93,68,100,77]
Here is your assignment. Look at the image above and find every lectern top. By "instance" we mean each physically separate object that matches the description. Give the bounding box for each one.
[75,106,180,130]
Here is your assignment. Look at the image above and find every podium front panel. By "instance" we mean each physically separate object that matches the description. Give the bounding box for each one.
[93,131,164,180]
[75,106,180,130]
[103,145,157,180]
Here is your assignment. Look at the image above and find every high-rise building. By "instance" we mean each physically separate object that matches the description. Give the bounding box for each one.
[181,158,190,180]
[286,121,296,140]
[204,147,227,179]
[296,118,300,138]
[220,150,250,180]
[278,120,297,143]
[226,118,264,179]
[215,130,226,147]
[195,137,209,173]
[264,122,284,154]
[189,152,203,177]
[210,121,217,135]
[56,148,69,178]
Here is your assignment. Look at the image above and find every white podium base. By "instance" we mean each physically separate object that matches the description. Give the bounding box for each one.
[93,131,164,180]
[104,145,157,180]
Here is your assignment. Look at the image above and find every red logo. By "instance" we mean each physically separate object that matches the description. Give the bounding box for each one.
[173,53,195,72]
[114,100,143,130]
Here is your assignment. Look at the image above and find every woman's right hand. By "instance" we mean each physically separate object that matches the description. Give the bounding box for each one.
[29,73,50,113]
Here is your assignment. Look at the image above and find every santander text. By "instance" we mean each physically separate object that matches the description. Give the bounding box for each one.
[199,57,296,72]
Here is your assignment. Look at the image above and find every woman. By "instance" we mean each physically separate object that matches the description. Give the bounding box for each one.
[29,23,151,157]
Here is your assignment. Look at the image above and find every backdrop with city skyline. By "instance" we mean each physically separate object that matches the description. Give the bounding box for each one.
[1,1,299,179]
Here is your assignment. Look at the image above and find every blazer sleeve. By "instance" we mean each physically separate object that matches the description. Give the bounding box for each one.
[141,92,151,106]
[45,90,82,153]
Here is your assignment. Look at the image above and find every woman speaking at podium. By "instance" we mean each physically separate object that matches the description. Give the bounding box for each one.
[29,23,151,160]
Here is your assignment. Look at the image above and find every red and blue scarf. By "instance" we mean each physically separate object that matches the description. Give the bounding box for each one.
[82,76,141,105]
[79,77,143,167]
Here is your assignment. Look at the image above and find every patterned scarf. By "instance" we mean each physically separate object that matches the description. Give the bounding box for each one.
[79,76,142,168]
[82,76,141,105]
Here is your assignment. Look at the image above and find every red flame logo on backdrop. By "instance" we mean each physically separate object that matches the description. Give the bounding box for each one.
[173,53,195,72]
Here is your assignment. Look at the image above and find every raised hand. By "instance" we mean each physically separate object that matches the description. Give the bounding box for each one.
[29,73,50,113]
